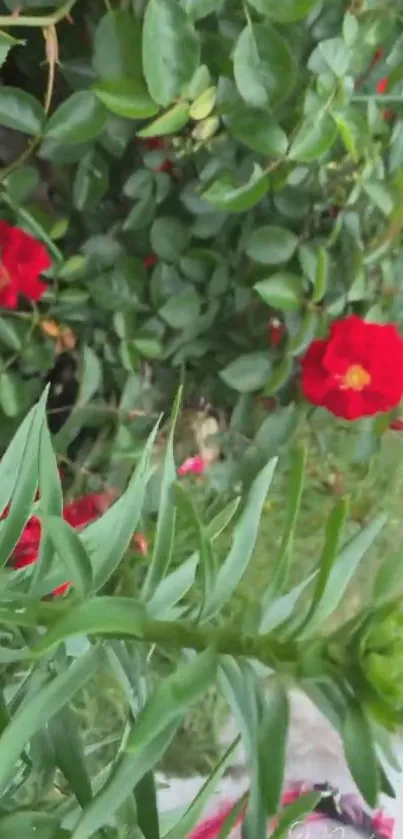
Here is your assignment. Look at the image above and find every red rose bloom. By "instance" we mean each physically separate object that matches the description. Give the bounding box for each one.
[301,316,403,420]
[12,490,118,595]
[0,221,51,309]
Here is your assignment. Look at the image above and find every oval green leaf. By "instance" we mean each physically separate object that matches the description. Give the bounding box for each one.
[201,168,269,212]
[254,273,304,311]
[226,107,288,157]
[220,352,272,393]
[92,9,143,81]
[45,91,108,144]
[245,225,298,265]
[288,112,337,163]
[137,102,190,137]
[233,24,296,108]
[94,78,158,119]
[142,0,201,107]
[0,87,45,135]
[247,0,320,22]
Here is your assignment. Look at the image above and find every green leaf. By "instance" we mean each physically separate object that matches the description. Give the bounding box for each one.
[288,113,337,163]
[71,725,179,839]
[245,225,298,265]
[332,108,366,163]
[142,0,201,107]
[297,497,348,636]
[226,108,288,157]
[0,812,65,839]
[165,737,241,839]
[49,706,92,808]
[183,0,221,20]
[174,483,216,611]
[147,499,240,618]
[319,37,350,77]
[260,572,317,633]
[0,87,44,134]
[342,701,379,808]
[76,421,159,592]
[137,102,190,137]
[0,371,24,417]
[268,444,307,597]
[259,684,289,815]
[78,344,102,405]
[44,516,93,600]
[151,216,190,262]
[94,79,158,119]
[301,514,386,634]
[312,246,328,303]
[0,390,47,568]
[233,23,296,109]
[0,647,101,796]
[147,557,198,618]
[254,273,304,311]
[202,168,269,212]
[373,550,403,604]
[33,597,147,656]
[29,421,64,592]
[142,390,181,600]
[0,31,23,71]
[0,317,21,351]
[269,792,321,838]
[45,91,108,144]
[246,0,319,22]
[92,10,143,81]
[159,287,200,328]
[220,352,272,393]
[264,355,293,394]
[126,649,217,752]
[202,458,277,620]
[134,772,159,839]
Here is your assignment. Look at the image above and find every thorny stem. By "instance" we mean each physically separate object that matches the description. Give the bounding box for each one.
[0,0,78,27]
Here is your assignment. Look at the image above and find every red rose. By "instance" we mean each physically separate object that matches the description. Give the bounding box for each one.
[301,316,403,420]
[12,490,118,595]
[0,221,51,309]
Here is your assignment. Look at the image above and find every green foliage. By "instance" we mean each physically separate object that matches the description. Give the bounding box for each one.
[0,392,399,834]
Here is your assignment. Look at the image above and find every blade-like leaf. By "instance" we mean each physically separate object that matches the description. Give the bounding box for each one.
[0,647,101,795]
[164,735,241,839]
[72,723,179,839]
[142,390,181,600]
[269,791,321,838]
[134,771,160,839]
[30,422,63,592]
[174,483,216,611]
[0,389,48,568]
[79,420,160,591]
[258,682,289,816]
[301,513,386,631]
[297,497,348,637]
[45,516,93,600]
[342,700,379,808]
[126,649,217,753]
[49,705,93,808]
[33,597,147,656]
[202,458,277,620]
[267,445,307,599]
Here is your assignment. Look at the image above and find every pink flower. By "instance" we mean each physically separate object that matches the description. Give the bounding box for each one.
[177,454,209,477]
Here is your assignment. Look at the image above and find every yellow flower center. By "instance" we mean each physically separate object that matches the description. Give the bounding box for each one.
[340,364,371,391]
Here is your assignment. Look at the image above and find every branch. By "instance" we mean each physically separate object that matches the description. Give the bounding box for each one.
[0,0,78,27]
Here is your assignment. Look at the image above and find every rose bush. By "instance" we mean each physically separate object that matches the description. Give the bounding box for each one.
[0,0,400,484]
